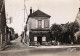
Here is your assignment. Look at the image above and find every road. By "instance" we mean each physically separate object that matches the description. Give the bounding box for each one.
[0,36,80,56]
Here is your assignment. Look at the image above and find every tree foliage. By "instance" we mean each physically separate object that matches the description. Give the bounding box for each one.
[50,24,62,42]
[50,21,79,44]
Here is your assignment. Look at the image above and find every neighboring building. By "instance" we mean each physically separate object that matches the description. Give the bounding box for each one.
[0,0,14,50]
[0,0,7,49]
[75,8,80,26]
[6,26,10,45]
[75,8,80,44]
[9,27,15,40]
[26,8,51,45]
[15,33,18,39]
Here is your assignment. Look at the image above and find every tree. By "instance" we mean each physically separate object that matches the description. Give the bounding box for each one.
[50,21,79,44]
[50,24,62,43]
[69,21,79,43]
[61,21,79,44]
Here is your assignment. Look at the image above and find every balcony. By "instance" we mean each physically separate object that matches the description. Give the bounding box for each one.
[31,28,50,31]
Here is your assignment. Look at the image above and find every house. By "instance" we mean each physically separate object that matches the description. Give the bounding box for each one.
[26,8,51,45]
[76,8,80,25]
[0,0,14,50]
[9,27,15,40]
[75,8,80,44]
[0,0,7,49]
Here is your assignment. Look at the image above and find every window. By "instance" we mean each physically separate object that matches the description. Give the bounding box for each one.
[34,36,37,41]
[42,36,46,41]
[44,20,49,28]
[38,20,42,28]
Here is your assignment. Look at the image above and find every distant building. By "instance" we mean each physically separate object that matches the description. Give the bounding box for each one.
[26,8,51,45]
[75,8,80,26]
[9,27,15,40]
[75,8,80,43]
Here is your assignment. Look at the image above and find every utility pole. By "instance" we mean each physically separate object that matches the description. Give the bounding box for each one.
[22,0,26,30]
[24,0,26,22]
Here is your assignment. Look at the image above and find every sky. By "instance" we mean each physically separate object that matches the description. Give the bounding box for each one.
[5,0,80,35]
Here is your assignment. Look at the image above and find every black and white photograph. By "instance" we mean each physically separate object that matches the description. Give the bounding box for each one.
[0,0,80,56]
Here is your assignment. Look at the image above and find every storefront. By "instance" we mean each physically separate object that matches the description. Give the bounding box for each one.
[29,29,50,46]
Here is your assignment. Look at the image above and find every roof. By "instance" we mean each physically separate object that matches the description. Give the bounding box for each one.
[26,9,51,24]
[28,10,51,18]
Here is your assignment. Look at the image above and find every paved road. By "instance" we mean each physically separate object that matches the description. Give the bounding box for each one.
[0,48,80,56]
[0,36,80,56]
[4,36,28,51]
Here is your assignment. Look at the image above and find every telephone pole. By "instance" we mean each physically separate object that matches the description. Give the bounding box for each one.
[24,0,26,22]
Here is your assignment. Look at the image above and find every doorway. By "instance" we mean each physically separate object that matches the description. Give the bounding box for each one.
[37,36,42,45]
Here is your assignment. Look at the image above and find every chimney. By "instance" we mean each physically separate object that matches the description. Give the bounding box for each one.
[30,7,32,14]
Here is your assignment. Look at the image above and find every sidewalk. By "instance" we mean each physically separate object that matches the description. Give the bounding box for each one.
[29,45,80,49]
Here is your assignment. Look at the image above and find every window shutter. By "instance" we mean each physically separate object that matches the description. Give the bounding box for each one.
[44,20,49,28]
[42,20,44,28]
[36,20,38,28]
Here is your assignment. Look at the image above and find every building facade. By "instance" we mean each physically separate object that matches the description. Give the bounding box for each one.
[76,8,80,25]
[75,8,80,43]
[0,0,7,49]
[27,8,51,45]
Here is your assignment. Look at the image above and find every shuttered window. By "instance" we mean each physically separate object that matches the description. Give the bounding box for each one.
[42,20,44,28]
[44,20,49,28]
[38,20,42,28]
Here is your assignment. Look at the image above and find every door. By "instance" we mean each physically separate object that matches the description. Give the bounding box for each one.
[37,36,42,45]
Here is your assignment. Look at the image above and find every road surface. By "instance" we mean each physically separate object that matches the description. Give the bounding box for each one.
[0,36,80,56]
